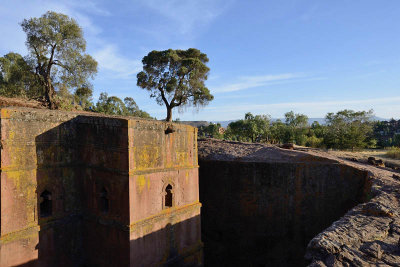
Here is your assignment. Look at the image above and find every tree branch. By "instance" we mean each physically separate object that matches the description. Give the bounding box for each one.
[46,44,57,76]
[158,87,170,108]
[53,61,73,73]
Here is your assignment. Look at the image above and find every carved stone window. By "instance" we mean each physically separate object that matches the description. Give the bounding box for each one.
[100,187,109,213]
[40,190,52,218]
[165,184,173,208]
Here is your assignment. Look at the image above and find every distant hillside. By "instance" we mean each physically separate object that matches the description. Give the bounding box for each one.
[180,121,210,128]
[211,119,327,127]
[211,120,235,128]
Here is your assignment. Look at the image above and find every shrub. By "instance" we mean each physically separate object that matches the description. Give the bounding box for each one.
[305,135,324,148]
[386,147,400,159]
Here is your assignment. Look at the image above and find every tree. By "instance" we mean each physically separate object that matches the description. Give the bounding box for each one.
[373,119,400,148]
[96,93,127,115]
[199,123,223,139]
[269,120,287,144]
[21,11,97,109]
[137,48,213,121]
[394,134,400,147]
[0,52,41,97]
[305,121,325,148]
[226,112,270,142]
[284,111,309,145]
[124,97,138,114]
[123,97,152,118]
[74,85,94,110]
[324,109,375,150]
[95,92,152,118]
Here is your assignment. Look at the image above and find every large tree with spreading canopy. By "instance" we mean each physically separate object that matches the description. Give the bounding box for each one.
[21,11,97,109]
[137,48,213,122]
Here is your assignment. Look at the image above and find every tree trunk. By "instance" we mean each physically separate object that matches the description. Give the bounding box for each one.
[166,106,173,122]
[44,78,56,109]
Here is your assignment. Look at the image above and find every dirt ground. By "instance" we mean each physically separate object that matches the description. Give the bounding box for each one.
[0,96,47,109]
[198,138,400,171]
[326,149,400,169]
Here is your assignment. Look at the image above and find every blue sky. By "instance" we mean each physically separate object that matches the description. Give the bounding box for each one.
[1,0,400,121]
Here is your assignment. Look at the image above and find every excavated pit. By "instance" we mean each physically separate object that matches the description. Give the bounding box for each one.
[198,139,371,266]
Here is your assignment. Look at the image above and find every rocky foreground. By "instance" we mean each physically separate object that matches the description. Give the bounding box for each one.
[304,150,400,266]
[198,139,400,266]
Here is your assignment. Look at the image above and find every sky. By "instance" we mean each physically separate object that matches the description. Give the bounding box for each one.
[1,0,400,121]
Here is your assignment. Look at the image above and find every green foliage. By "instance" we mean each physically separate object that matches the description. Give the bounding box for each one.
[266,112,309,145]
[0,52,42,97]
[199,123,223,139]
[74,85,94,110]
[305,135,324,148]
[55,84,76,110]
[226,112,270,142]
[137,48,213,121]
[283,111,309,144]
[310,121,327,138]
[95,92,152,118]
[386,147,400,159]
[269,120,287,144]
[96,93,126,115]
[285,111,308,128]
[222,109,378,150]
[324,109,374,150]
[374,119,400,147]
[394,134,400,147]
[123,97,152,118]
[21,11,97,108]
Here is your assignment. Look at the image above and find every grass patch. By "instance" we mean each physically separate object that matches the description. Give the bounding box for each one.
[386,147,400,159]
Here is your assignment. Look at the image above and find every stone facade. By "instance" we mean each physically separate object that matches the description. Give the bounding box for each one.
[0,107,202,266]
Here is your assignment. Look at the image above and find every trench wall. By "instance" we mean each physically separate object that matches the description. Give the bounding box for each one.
[199,159,369,266]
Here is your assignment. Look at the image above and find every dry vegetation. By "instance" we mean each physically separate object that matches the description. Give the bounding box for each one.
[0,96,47,109]
[386,147,400,159]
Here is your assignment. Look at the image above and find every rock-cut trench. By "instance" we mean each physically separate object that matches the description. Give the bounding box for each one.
[198,140,370,266]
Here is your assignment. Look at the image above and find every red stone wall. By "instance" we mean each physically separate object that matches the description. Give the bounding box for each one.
[128,120,202,266]
[0,108,201,266]
[0,108,84,266]
[76,116,130,266]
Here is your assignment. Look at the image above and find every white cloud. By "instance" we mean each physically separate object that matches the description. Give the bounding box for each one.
[93,45,142,79]
[66,1,111,17]
[0,0,111,54]
[139,0,232,35]
[0,0,143,81]
[235,97,400,110]
[212,73,317,93]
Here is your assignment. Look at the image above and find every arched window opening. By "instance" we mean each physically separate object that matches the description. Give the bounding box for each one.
[165,184,173,208]
[40,190,52,218]
[100,187,109,213]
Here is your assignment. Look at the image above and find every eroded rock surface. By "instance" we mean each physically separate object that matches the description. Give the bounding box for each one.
[304,150,400,266]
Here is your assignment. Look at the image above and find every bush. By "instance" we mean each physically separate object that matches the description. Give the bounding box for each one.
[386,147,400,159]
[305,135,324,148]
